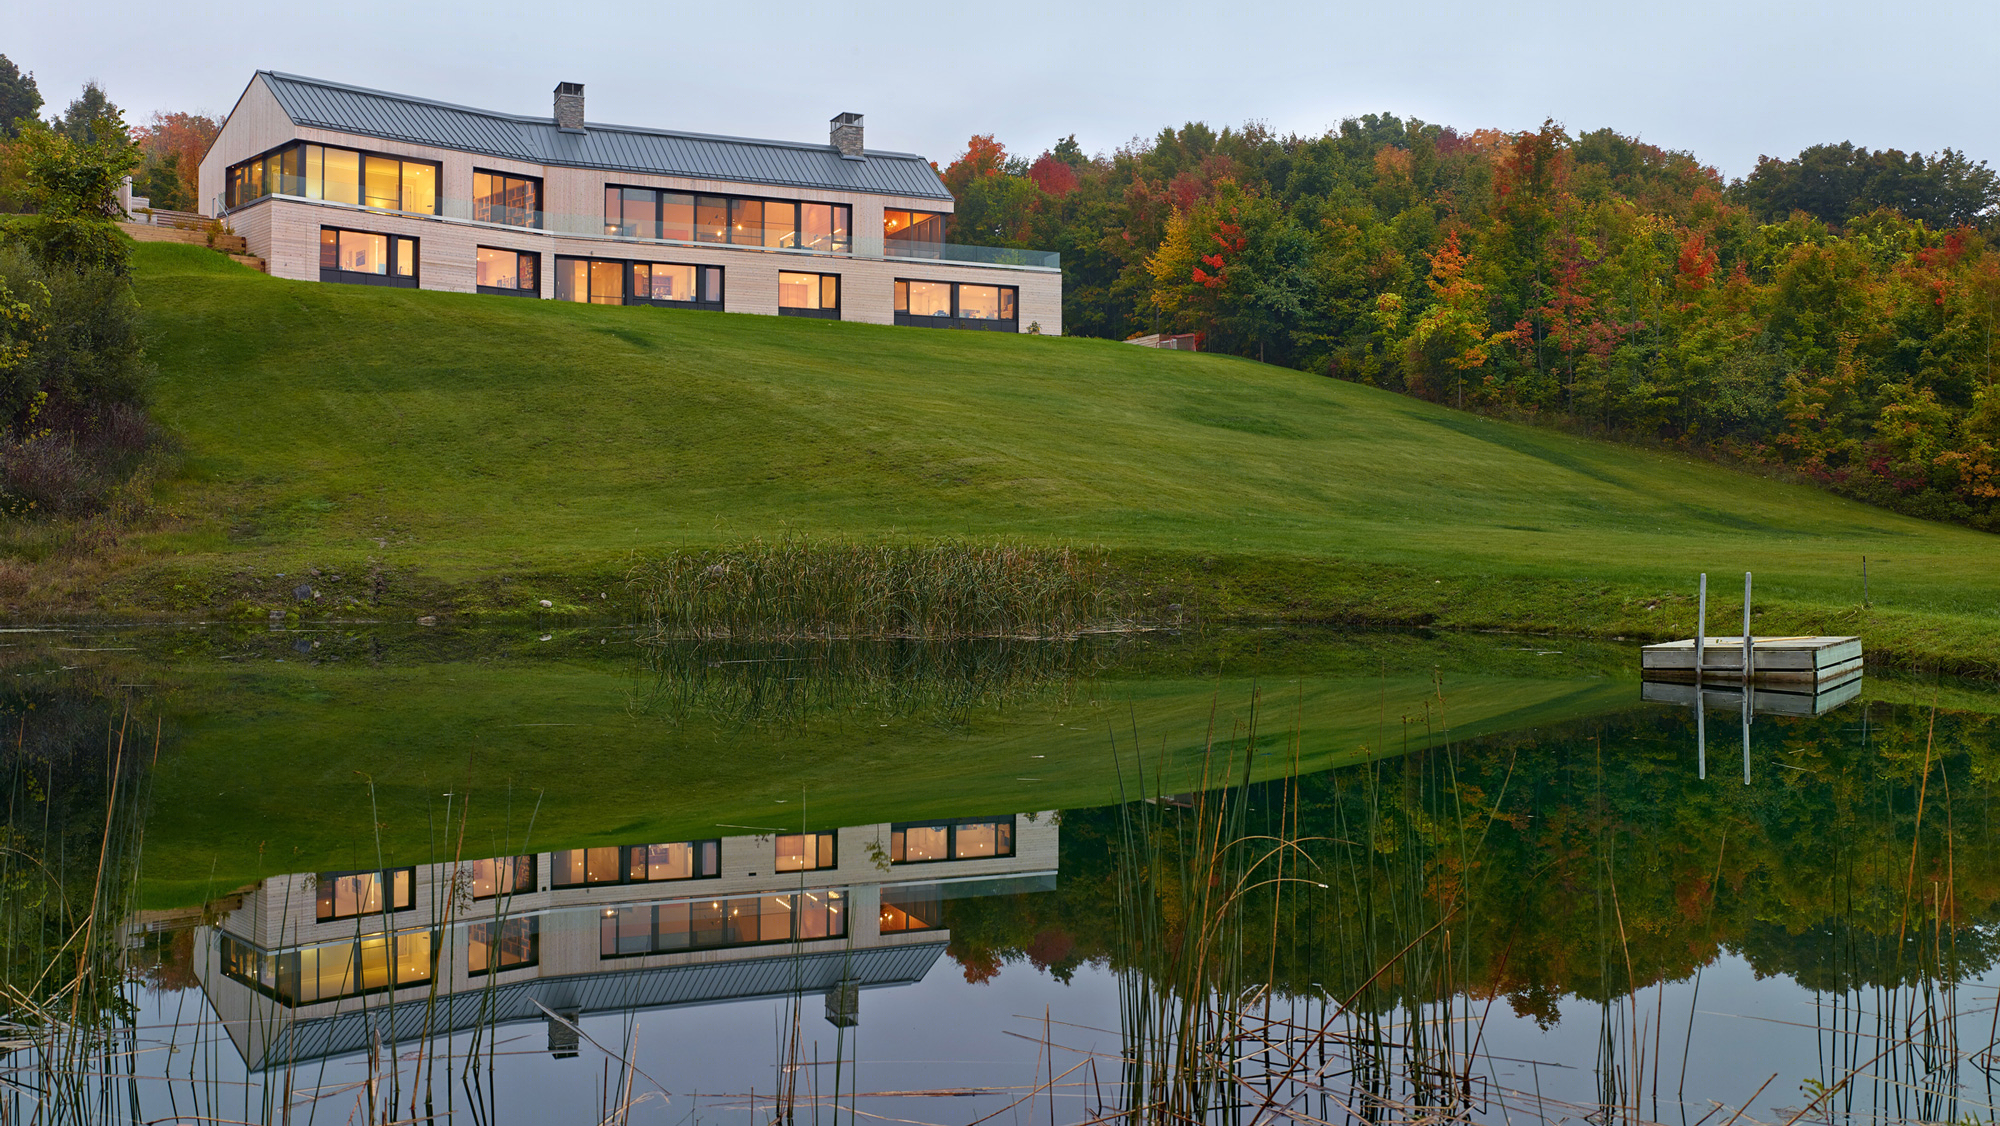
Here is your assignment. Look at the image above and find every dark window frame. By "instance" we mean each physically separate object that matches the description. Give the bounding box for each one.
[314,867,417,922]
[887,816,1017,865]
[549,840,723,888]
[220,930,437,1008]
[468,854,538,900]
[472,169,543,229]
[601,185,852,254]
[553,256,724,311]
[225,141,441,215]
[319,227,420,288]
[892,280,1019,332]
[774,831,838,872]
[475,246,541,297]
[598,889,848,960]
[467,915,540,977]
[883,208,949,250]
[777,271,841,320]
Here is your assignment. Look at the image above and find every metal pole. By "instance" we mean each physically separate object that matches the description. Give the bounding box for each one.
[1741,572,1754,686]
[1695,574,1707,682]
[1742,686,1752,786]
[1863,556,1869,608]
[1696,677,1706,780]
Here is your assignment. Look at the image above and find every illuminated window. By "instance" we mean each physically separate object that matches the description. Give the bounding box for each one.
[476,247,539,295]
[220,930,434,1007]
[467,855,536,898]
[314,868,415,922]
[599,890,845,958]
[883,209,948,250]
[318,227,418,288]
[879,885,942,932]
[778,272,840,319]
[552,841,721,887]
[474,171,540,227]
[603,187,846,252]
[893,281,1019,331]
[888,817,1016,863]
[775,832,837,871]
[554,257,723,309]
[468,917,538,975]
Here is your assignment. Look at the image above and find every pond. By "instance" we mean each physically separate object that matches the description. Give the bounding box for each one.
[2,623,1997,1124]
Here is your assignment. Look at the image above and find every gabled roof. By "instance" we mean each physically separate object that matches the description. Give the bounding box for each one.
[255,71,954,202]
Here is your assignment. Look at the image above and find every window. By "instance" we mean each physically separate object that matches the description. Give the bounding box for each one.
[603,187,849,252]
[551,841,721,887]
[893,280,1020,331]
[467,855,536,898]
[883,209,949,253]
[314,868,415,922]
[222,930,434,1007]
[888,817,1016,864]
[599,890,845,958]
[879,885,943,932]
[777,272,840,319]
[319,228,419,287]
[227,142,438,214]
[474,171,541,227]
[468,917,538,976]
[476,248,539,295]
[775,832,837,871]
[555,258,723,310]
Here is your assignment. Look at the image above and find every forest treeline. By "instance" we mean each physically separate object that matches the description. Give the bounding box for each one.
[941,119,2000,528]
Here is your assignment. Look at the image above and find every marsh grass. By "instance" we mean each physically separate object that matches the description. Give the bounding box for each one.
[633,536,1128,642]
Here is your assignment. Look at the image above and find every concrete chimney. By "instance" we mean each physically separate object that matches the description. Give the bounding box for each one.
[554,83,585,133]
[830,112,864,160]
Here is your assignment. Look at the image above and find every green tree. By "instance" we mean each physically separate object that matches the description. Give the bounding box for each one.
[52,81,120,144]
[6,113,142,274]
[0,54,40,138]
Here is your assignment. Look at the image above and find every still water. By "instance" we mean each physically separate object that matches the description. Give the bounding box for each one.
[3,624,1997,1124]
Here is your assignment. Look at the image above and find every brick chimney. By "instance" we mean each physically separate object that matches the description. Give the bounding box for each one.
[830,112,864,160]
[554,82,585,133]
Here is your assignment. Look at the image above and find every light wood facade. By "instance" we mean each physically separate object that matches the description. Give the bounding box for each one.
[199,74,1063,333]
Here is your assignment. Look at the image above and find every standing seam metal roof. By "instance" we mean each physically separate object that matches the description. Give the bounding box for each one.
[257,71,954,202]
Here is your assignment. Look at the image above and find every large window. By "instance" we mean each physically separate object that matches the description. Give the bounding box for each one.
[879,885,943,932]
[883,209,949,253]
[476,248,539,296]
[888,817,1015,864]
[226,142,438,215]
[468,917,538,976]
[473,171,541,227]
[315,868,415,922]
[550,840,721,887]
[320,228,418,288]
[604,187,850,253]
[554,257,723,310]
[600,890,845,958]
[893,280,1018,331]
[221,930,434,1007]
[467,855,536,899]
[775,832,837,872]
[777,272,840,319]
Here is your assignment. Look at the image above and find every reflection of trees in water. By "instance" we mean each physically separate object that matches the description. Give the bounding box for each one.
[636,636,1106,728]
[1,669,155,1124]
[944,697,2000,1119]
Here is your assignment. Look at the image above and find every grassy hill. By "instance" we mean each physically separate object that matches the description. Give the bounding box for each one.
[23,241,2000,669]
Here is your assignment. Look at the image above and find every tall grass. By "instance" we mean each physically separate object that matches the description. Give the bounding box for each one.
[632,536,1131,641]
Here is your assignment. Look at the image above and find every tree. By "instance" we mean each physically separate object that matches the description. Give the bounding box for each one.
[0,54,40,138]
[6,114,142,274]
[133,110,221,213]
[1738,142,1999,229]
[53,82,120,145]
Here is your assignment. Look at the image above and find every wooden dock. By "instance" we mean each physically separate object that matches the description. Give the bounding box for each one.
[1640,677,1862,718]
[1640,635,1862,686]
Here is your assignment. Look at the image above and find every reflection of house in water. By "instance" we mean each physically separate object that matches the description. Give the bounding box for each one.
[194,814,1056,1069]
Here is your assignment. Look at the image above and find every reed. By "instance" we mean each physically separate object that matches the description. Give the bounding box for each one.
[632,535,1127,642]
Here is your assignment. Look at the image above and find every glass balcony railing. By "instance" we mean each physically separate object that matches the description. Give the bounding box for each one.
[224,186,1059,271]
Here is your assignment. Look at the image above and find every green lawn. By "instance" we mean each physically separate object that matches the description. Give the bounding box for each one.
[83,242,2000,669]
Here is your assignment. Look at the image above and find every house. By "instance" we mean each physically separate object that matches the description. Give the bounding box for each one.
[197,72,1062,333]
[191,813,1058,1069]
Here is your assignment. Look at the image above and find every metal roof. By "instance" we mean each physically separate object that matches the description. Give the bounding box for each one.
[227,941,946,1070]
[256,71,955,203]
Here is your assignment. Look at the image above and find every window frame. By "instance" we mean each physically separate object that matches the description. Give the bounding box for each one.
[319,227,420,288]
[549,840,722,888]
[472,169,543,229]
[221,929,436,1008]
[892,280,1020,332]
[553,257,724,311]
[467,854,538,900]
[467,915,540,977]
[774,831,838,872]
[225,141,441,216]
[777,271,841,319]
[598,889,847,960]
[601,185,851,254]
[475,246,540,297]
[887,816,1017,865]
[314,867,417,923]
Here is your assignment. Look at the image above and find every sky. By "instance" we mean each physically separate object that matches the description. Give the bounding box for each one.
[10,0,2000,181]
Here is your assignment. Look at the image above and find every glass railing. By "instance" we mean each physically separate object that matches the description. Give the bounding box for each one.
[885,240,1061,269]
[224,187,1059,270]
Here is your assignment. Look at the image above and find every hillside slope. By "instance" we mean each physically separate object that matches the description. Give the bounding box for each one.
[68,243,2000,666]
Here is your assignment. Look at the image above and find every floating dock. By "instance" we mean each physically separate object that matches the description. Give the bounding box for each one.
[1640,677,1863,718]
[1640,636,1862,686]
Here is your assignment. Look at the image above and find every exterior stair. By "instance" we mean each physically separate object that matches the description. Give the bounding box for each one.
[118,218,266,273]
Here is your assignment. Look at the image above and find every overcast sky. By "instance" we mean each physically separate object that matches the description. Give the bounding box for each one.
[11,0,1999,181]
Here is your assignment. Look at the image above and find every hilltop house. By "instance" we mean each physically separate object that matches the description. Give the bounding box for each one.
[198,72,1061,332]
